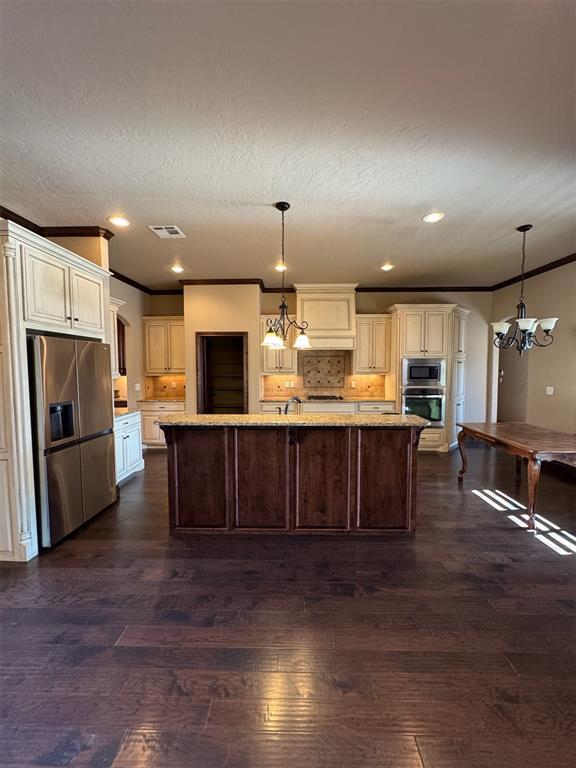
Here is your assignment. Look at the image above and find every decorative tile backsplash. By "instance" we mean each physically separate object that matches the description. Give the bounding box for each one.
[302,354,345,387]
[262,351,387,399]
[145,374,186,399]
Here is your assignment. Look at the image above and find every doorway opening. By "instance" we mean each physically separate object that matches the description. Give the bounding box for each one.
[491,314,529,423]
[196,333,248,414]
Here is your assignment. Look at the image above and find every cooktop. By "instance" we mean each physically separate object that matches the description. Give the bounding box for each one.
[306,395,344,401]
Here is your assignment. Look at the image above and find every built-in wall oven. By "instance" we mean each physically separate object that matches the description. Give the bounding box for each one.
[402,388,446,426]
[402,358,445,388]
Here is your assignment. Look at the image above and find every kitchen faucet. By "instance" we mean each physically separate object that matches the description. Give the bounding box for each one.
[284,396,303,414]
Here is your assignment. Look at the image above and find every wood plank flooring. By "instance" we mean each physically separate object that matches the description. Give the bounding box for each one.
[1,444,575,767]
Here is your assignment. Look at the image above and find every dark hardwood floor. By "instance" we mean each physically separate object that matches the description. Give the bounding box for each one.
[1,444,575,767]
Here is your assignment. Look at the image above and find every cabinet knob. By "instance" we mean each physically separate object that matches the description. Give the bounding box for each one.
[66,316,72,320]
[74,317,79,322]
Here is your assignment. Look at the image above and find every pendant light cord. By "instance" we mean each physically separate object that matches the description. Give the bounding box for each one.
[519,229,527,303]
[281,208,286,298]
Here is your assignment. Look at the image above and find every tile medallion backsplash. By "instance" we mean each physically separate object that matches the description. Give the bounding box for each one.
[262,351,387,400]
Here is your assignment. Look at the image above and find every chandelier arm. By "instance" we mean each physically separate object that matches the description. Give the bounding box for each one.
[531,333,554,348]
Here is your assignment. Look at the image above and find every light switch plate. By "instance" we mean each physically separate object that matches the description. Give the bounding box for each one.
[135,382,141,392]
[545,386,554,396]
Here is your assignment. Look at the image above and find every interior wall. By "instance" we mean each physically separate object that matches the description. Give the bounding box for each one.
[263,289,492,421]
[110,277,147,408]
[184,284,261,412]
[492,262,576,432]
[147,294,184,315]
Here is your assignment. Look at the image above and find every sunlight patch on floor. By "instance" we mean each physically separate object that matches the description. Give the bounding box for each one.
[471,488,574,556]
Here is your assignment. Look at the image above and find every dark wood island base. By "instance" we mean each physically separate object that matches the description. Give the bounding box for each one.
[159,414,428,536]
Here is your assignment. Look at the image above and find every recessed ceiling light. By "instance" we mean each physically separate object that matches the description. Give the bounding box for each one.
[380,263,394,272]
[422,211,446,223]
[108,215,130,227]
[170,265,184,274]
[274,263,287,273]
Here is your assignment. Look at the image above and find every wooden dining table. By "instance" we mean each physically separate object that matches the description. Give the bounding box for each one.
[456,422,576,529]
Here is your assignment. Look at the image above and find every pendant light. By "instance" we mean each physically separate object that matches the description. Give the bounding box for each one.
[492,225,558,355]
[262,202,311,350]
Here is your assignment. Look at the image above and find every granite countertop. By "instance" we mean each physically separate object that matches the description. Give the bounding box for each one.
[137,398,186,403]
[114,407,140,418]
[156,413,429,428]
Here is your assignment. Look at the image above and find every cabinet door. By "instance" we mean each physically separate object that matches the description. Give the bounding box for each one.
[114,430,127,481]
[356,428,410,529]
[260,319,280,373]
[124,424,143,470]
[452,398,465,444]
[354,319,373,372]
[453,314,466,357]
[145,323,168,374]
[167,322,185,372]
[22,246,71,329]
[424,312,446,356]
[70,269,105,335]
[277,326,296,372]
[371,318,390,373]
[142,414,164,444]
[235,428,290,528]
[110,307,119,378]
[452,358,465,399]
[403,312,425,356]
[293,428,351,529]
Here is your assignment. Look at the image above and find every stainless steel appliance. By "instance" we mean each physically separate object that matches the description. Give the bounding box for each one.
[28,335,116,547]
[402,358,445,388]
[402,388,445,426]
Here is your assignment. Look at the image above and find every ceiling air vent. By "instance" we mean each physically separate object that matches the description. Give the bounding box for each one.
[148,225,186,239]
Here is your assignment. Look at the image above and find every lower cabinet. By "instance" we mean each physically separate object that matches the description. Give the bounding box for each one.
[164,425,419,534]
[114,412,145,484]
[138,401,186,446]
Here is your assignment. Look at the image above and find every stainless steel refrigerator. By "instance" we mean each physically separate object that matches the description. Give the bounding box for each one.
[28,335,117,548]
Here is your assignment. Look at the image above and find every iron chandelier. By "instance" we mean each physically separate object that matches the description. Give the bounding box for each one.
[492,225,558,355]
[262,202,311,350]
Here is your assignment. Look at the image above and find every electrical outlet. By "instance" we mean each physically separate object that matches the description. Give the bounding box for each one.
[171,382,177,389]
[351,380,357,389]
[545,386,554,396]
[285,381,290,388]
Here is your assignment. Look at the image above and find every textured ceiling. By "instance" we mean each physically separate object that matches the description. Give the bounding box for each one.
[1,0,574,290]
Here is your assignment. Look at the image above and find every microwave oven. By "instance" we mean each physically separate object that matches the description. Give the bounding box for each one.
[402,358,446,387]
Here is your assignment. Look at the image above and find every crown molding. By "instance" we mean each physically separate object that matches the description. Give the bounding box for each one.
[0,205,114,240]
[2,204,573,295]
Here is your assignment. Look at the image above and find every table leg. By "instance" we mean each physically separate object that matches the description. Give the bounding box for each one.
[515,456,522,485]
[457,430,468,484]
[526,458,541,531]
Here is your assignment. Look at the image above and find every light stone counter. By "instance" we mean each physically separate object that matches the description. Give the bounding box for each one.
[156,413,429,428]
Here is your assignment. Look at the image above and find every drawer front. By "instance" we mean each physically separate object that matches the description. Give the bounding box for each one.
[419,428,444,446]
[114,412,141,429]
[301,402,356,414]
[357,402,396,413]
[261,402,287,413]
[137,401,185,413]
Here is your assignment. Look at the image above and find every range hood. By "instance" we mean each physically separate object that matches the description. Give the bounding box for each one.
[294,284,358,349]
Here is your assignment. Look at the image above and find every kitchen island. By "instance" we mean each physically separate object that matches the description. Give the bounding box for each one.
[158,413,428,536]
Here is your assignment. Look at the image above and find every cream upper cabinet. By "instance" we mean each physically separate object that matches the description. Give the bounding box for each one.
[424,312,446,356]
[22,243,106,337]
[402,310,446,357]
[260,318,296,373]
[354,315,390,373]
[22,246,71,329]
[453,311,467,357]
[403,312,426,356]
[144,316,185,374]
[70,268,105,334]
[167,322,185,372]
